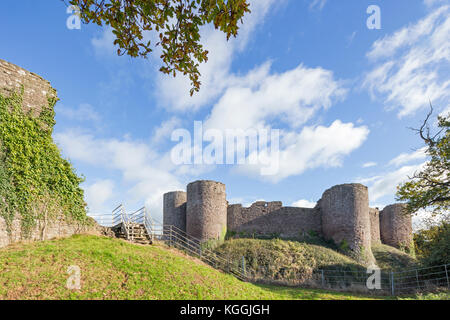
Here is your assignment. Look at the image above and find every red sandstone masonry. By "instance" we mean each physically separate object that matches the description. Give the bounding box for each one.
[380,204,412,250]
[369,207,381,244]
[186,180,227,242]
[227,202,321,238]
[163,191,187,232]
[164,180,413,266]
[319,184,375,264]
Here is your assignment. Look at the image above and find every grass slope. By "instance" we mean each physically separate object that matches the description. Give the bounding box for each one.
[214,239,421,284]
[371,244,418,270]
[214,238,365,285]
[0,235,384,300]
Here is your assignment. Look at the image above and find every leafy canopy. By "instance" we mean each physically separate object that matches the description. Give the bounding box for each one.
[68,0,251,95]
[413,221,449,266]
[396,107,450,216]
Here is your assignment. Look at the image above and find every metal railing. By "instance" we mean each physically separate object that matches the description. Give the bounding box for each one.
[112,204,126,226]
[87,214,114,227]
[151,224,248,281]
[129,207,145,224]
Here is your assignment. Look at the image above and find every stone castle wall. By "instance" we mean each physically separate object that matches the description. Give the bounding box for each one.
[380,204,413,250]
[164,180,413,265]
[0,59,100,249]
[318,184,374,264]
[369,208,381,244]
[227,202,321,239]
[0,216,101,248]
[0,59,56,117]
[163,191,187,232]
[186,181,227,241]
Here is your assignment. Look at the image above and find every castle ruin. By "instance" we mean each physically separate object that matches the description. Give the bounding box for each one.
[164,180,413,265]
[0,59,101,248]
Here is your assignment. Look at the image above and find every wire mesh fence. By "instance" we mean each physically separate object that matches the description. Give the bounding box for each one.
[299,264,450,296]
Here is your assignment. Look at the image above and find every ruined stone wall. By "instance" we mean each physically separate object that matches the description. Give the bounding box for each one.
[164,179,413,263]
[227,201,322,239]
[0,60,98,248]
[380,204,412,250]
[163,191,187,232]
[0,59,56,117]
[369,208,381,244]
[186,180,227,242]
[0,216,101,249]
[319,184,374,264]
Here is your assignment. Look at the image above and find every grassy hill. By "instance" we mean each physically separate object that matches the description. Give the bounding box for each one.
[371,243,418,270]
[214,238,365,285]
[0,235,387,300]
[0,235,445,300]
[213,238,419,285]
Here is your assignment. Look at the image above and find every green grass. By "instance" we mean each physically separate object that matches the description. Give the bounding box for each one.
[0,235,444,300]
[213,239,421,285]
[214,238,366,285]
[0,235,388,300]
[398,291,450,300]
[371,244,418,270]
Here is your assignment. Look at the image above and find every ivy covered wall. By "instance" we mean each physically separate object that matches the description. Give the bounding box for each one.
[0,60,88,239]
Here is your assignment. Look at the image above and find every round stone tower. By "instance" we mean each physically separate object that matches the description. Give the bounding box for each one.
[319,183,374,265]
[380,204,412,250]
[186,180,227,242]
[163,191,187,232]
[369,208,381,244]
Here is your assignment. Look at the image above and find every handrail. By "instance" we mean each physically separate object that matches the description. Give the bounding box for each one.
[102,205,249,281]
[144,223,248,281]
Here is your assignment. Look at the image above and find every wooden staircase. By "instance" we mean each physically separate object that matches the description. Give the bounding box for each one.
[112,222,153,245]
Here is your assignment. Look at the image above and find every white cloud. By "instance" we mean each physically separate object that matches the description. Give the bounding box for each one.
[204,63,347,131]
[358,147,431,204]
[388,147,428,167]
[82,0,367,191]
[54,130,185,221]
[367,163,426,203]
[424,0,448,8]
[151,117,182,146]
[154,9,363,183]
[362,162,377,168]
[364,5,450,117]
[55,103,100,122]
[84,180,115,213]
[292,199,317,208]
[91,26,117,57]
[309,0,327,10]
[359,147,432,204]
[235,120,369,182]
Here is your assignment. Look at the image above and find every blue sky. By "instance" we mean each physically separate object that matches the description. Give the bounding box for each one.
[1,0,449,225]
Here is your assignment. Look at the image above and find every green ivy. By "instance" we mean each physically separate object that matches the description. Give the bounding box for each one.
[0,89,87,236]
[0,147,17,232]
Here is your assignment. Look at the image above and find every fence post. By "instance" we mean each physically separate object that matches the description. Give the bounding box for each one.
[241,256,246,277]
[445,264,449,288]
[321,270,325,288]
[169,225,172,247]
[391,271,395,296]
